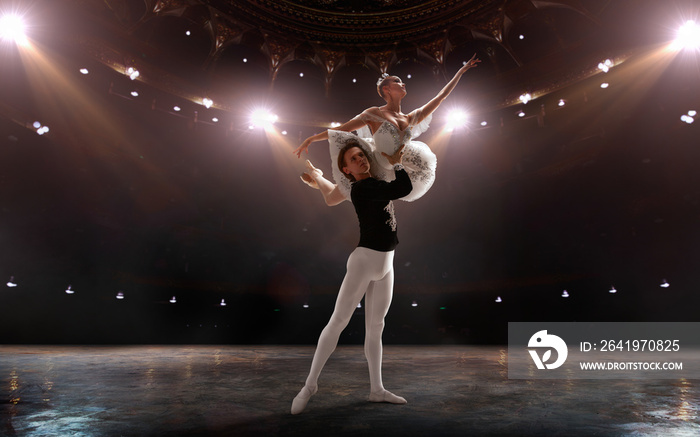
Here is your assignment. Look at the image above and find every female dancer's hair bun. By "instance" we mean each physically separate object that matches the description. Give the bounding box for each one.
[376,73,389,86]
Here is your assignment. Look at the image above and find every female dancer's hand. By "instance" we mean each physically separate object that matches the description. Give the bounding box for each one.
[294,138,312,158]
[381,144,405,166]
[459,53,481,74]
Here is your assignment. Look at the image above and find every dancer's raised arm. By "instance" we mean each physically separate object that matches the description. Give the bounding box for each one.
[294,117,368,158]
[411,53,480,125]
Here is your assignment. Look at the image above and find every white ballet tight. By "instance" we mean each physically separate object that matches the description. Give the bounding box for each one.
[292,247,406,413]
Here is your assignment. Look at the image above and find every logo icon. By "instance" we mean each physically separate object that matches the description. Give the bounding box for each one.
[528,330,568,369]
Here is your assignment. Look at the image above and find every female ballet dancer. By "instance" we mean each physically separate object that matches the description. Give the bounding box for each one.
[294,54,480,202]
[291,140,411,415]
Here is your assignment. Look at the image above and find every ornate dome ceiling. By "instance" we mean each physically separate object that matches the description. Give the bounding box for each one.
[79,0,617,113]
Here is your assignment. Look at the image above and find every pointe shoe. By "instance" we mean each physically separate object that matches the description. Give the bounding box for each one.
[300,173,319,189]
[291,385,318,415]
[305,160,323,179]
[369,389,407,404]
[300,160,323,189]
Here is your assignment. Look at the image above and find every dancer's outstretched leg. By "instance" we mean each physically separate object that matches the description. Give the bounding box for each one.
[364,264,406,405]
[291,248,375,414]
[302,160,346,206]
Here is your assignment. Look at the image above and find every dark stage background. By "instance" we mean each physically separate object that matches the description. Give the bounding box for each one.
[1,0,699,344]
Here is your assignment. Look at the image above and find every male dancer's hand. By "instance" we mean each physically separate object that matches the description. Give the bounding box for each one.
[381,144,405,166]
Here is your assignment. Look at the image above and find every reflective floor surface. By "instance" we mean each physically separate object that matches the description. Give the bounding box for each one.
[1,345,698,436]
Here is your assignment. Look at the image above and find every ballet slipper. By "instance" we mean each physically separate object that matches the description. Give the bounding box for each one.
[300,173,319,189]
[291,385,318,415]
[300,160,324,189]
[304,160,323,179]
[368,389,407,404]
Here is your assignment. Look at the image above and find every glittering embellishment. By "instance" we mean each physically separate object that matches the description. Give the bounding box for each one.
[402,144,434,185]
[344,112,436,202]
[384,201,397,231]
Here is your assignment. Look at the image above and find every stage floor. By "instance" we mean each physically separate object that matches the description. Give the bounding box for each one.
[1,345,698,436]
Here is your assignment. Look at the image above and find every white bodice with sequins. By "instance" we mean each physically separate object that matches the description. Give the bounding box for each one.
[327,111,436,203]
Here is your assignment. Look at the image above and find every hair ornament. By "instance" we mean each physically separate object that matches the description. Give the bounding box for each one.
[376,73,389,86]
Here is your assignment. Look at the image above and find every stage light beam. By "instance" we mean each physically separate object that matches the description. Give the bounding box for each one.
[0,14,28,46]
[250,109,278,130]
[673,20,700,50]
[444,109,468,131]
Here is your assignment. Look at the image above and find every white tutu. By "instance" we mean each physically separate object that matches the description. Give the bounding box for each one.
[328,111,436,202]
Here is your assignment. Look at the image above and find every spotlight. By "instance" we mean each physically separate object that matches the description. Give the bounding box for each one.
[65,285,74,295]
[36,125,49,135]
[173,106,181,112]
[212,117,219,123]
[243,58,247,63]
[558,99,566,107]
[357,302,362,309]
[250,109,278,129]
[561,290,570,298]
[609,286,617,294]
[682,110,696,124]
[445,109,468,131]
[495,296,502,303]
[519,34,525,40]
[220,299,226,306]
[130,91,139,97]
[299,72,304,77]
[600,82,609,89]
[170,296,177,303]
[681,114,695,124]
[480,121,488,127]
[32,121,41,129]
[330,122,341,128]
[673,20,700,50]
[519,93,532,104]
[352,78,357,83]
[126,67,140,80]
[79,68,89,75]
[202,98,213,108]
[6,276,17,287]
[116,291,125,299]
[303,303,309,309]
[517,110,525,118]
[660,279,670,288]
[281,130,287,135]
[185,30,191,36]
[0,14,28,46]
[598,59,613,73]
[411,300,418,307]
[407,74,412,79]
